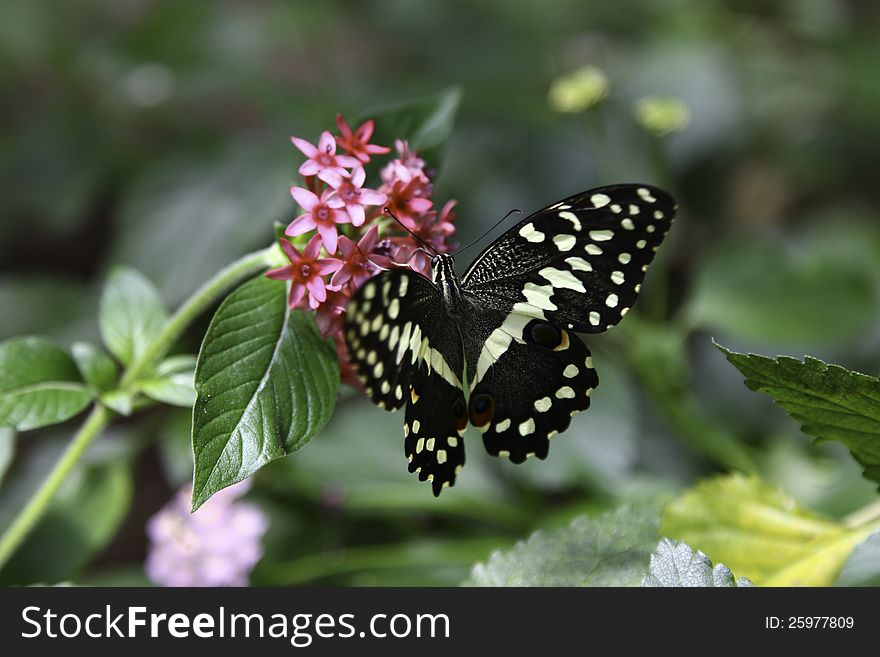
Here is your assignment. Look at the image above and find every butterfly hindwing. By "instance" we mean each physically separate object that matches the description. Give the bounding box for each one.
[404,363,467,496]
[462,184,675,333]
[465,313,598,463]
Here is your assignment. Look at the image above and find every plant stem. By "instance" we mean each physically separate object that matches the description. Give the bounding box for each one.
[0,245,278,572]
[0,405,109,568]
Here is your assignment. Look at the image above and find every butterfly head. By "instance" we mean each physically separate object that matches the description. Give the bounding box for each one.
[430,253,462,306]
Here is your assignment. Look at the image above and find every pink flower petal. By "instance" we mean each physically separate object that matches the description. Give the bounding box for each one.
[303,234,324,260]
[410,197,433,213]
[291,187,319,210]
[288,283,307,308]
[358,224,379,252]
[359,189,388,206]
[265,264,292,281]
[316,223,338,253]
[279,239,301,263]
[356,120,374,141]
[330,207,352,224]
[337,235,356,258]
[330,268,351,288]
[298,160,321,176]
[351,167,366,187]
[318,131,336,154]
[290,136,317,157]
[284,214,317,236]
[318,169,343,188]
[336,154,362,169]
[316,258,343,274]
[346,203,365,227]
[306,276,327,303]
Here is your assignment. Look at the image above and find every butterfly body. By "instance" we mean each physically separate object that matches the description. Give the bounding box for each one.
[344,184,675,495]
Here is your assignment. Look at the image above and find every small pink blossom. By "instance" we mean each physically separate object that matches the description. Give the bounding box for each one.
[331,225,387,290]
[287,187,351,253]
[266,235,342,309]
[315,288,348,337]
[385,176,433,227]
[380,139,427,186]
[321,167,387,227]
[291,131,361,178]
[335,115,391,163]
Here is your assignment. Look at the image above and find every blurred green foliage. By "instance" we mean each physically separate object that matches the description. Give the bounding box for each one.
[1,0,879,586]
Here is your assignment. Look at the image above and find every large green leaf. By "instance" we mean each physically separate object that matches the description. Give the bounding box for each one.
[641,539,753,587]
[99,266,168,367]
[835,530,880,586]
[660,474,878,586]
[467,503,661,586]
[191,275,339,510]
[365,87,462,174]
[0,336,93,430]
[685,240,876,348]
[717,343,880,484]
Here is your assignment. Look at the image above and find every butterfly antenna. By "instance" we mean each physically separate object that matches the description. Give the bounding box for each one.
[450,208,522,257]
[384,207,440,256]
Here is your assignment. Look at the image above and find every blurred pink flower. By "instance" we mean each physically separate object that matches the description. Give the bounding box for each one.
[321,167,387,227]
[380,139,427,186]
[266,235,342,309]
[287,187,351,253]
[335,115,391,163]
[315,288,348,337]
[145,479,267,587]
[385,176,433,228]
[291,131,360,178]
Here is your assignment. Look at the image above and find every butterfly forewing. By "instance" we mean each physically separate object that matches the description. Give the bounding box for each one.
[462,184,675,333]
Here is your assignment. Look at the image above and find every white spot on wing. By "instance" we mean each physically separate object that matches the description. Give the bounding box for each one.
[519,418,536,435]
[534,397,552,412]
[565,256,592,272]
[559,210,581,230]
[585,244,603,256]
[637,187,657,203]
[495,418,511,432]
[563,364,579,378]
[553,234,576,252]
[618,252,632,264]
[555,386,575,399]
[589,311,600,326]
[606,293,619,308]
[519,222,545,243]
[539,267,585,292]
[591,193,611,208]
[589,229,614,242]
[610,271,624,285]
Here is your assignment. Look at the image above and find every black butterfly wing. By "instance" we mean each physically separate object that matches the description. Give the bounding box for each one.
[460,184,675,462]
[344,269,467,495]
[465,312,599,463]
[462,184,675,333]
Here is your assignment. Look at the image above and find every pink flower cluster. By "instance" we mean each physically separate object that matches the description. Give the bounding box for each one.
[267,115,457,386]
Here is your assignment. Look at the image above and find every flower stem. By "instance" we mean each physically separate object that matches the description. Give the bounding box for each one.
[0,404,109,568]
[0,245,278,572]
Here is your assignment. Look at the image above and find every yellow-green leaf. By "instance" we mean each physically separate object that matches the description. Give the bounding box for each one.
[660,474,879,586]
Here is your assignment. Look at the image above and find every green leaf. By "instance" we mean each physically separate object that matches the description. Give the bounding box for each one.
[717,343,880,485]
[100,390,134,416]
[660,474,877,586]
[0,336,93,430]
[70,341,118,391]
[685,240,876,348]
[467,503,662,586]
[641,539,754,587]
[157,354,198,376]
[0,427,14,487]
[366,87,462,173]
[191,275,339,510]
[140,373,196,408]
[835,530,880,586]
[99,266,168,367]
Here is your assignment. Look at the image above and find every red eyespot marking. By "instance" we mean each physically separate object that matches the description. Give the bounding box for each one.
[553,330,570,352]
[469,393,495,428]
[452,398,468,432]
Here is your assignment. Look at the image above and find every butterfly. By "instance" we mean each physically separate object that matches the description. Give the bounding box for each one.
[344,184,676,495]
